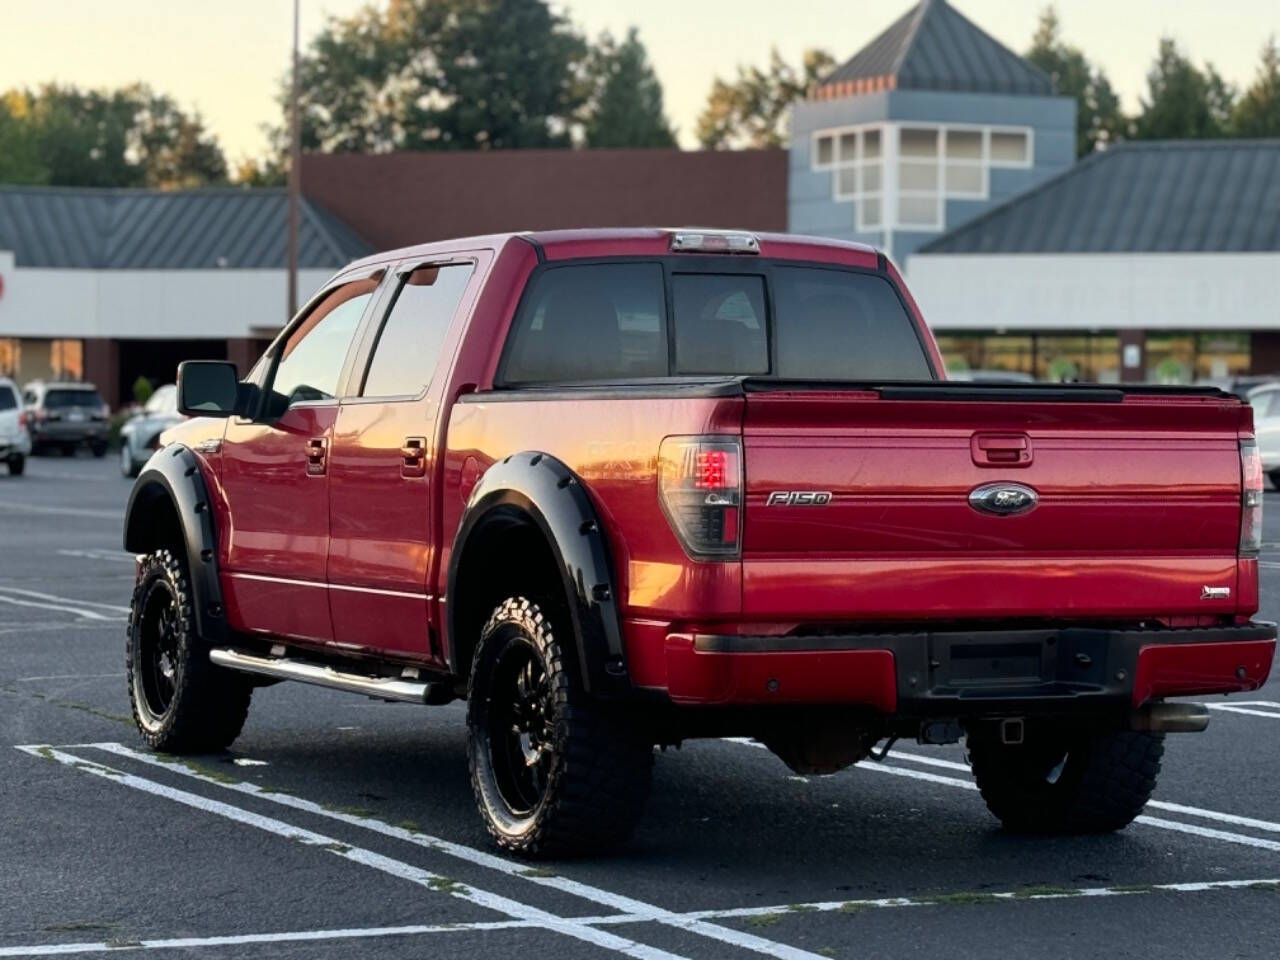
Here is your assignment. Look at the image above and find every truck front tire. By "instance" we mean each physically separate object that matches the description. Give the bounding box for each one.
[968,725,1164,834]
[127,549,252,753]
[466,596,652,857]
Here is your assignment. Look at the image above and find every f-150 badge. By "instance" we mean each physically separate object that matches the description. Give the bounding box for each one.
[766,491,832,506]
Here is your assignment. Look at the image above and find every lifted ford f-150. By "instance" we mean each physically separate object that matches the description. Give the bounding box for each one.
[124,228,1277,856]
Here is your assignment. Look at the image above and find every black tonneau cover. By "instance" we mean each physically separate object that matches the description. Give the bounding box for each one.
[740,378,1238,404]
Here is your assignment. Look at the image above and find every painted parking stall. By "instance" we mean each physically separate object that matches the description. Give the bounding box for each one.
[1,455,1278,959]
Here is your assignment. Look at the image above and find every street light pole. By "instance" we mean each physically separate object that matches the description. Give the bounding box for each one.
[286,0,301,321]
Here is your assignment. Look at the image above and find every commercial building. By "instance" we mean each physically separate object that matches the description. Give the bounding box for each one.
[0,186,368,404]
[788,0,1076,264]
[0,0,1274,397]
[906,139,1280,382]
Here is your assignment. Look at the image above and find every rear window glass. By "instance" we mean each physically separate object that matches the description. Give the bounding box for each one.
[45,389,104,409]
[503,264,667,384]
[773,267,931,380]
[362,263,472,398]
[0,386,15,410]
[672,274,769,375]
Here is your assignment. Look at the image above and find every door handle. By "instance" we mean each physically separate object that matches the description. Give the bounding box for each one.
[400,436,427,478]
[306,437,328,476]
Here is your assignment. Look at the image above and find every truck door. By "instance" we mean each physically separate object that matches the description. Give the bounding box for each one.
[220,276,380,644]
[327,260,478,661]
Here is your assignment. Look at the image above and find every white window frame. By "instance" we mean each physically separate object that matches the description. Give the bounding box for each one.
[810,121,1034,235]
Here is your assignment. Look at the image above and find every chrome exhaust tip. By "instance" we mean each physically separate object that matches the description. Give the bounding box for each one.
[1130,702,1210,733]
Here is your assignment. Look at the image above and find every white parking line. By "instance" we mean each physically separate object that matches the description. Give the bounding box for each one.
[56,549,135,564]
[1201,700,1280,720]
[14,673,125,683]
[726,739,1280,853]
[17,746,689,960]
[0,501,120,520]
[883,748,1280,837]
[582,875,1280,924]
[0,596,125,622]
[87,741,834,960]
[0,920,536,958]
[0,587,129,613]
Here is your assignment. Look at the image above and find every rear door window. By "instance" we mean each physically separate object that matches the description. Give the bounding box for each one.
[0,386,15,410]
[503,264,667,384]
[772,267,931,380]
[362,263,473,398]
[671,274,768,375]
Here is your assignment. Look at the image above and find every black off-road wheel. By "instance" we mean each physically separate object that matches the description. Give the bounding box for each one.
[968,725,1164,834]
[466,597,652,857]
[127,549,251,753]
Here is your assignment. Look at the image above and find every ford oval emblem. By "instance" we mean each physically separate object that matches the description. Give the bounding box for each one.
[969,482,1038,516]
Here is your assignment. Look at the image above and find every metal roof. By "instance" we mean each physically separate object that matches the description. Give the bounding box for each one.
[0,186,372,269]
[814,0,1054,99]
[918,140,1280,255]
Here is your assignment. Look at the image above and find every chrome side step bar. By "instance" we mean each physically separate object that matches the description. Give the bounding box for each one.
[209,648,428,703]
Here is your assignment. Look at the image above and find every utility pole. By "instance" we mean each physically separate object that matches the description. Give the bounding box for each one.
[286,0,301,320]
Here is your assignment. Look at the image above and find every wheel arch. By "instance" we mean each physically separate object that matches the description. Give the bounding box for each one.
[123,444,227,644]
[446,452,627,697]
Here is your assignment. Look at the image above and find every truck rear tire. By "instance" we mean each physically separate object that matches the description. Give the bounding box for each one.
[968,725,1164,834]
[7,455,23,476]
[466,596,652,857]
[126,549,252,753]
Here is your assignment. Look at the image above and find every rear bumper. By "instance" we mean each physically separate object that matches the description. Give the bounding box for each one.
[34,423,105,443]
[661,623,1277,715]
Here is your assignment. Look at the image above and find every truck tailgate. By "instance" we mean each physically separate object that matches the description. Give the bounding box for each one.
[742,383,1250,621]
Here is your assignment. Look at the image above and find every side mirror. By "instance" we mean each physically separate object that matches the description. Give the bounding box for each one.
[177,361,242,418]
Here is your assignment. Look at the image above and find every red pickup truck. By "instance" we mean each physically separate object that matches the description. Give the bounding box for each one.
[124,228,1276,856]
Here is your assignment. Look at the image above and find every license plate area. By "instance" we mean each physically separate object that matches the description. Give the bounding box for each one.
[945,641,1044,686]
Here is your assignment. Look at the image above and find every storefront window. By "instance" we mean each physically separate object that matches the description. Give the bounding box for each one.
[0,339,18,377]
[1194,332,1251,381]
[50,339,83,380]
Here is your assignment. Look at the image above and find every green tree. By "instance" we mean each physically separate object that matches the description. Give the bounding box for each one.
[129,86,227,188]
[1231,36,1280,137]
[285,0,589,154]
[0,92,45,183]
[1025,7,1125,155]
[696,48,835,150]
[583,28,676,148]
[1134,37,1235,140]
[0,84,227,188]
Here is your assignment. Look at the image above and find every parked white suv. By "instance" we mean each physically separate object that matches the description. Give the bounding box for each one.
[0,377,31,475]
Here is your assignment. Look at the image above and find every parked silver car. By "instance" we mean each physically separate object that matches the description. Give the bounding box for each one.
[119,385,182,478]
[1248,383,1280,488]
[0,376,31,475]
[23,381,110,457]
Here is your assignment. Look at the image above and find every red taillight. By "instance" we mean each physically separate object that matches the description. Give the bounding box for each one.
[1240,438,1263,556]
[659,436,742,559]
[17,412,27,430]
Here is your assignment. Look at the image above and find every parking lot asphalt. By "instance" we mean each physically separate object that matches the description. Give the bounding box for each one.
[2,453,1279,959]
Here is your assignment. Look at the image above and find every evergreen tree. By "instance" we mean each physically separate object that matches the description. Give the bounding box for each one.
[1025,7,1125,155]
[584,28,676,149]
[1231,36,1280,137]
[1134,37,1235,140]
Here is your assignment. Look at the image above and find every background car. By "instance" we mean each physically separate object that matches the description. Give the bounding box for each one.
[1248,383,1280,488]
[0,376,32,476]
[118,384,182,478]
[22,381,110,457]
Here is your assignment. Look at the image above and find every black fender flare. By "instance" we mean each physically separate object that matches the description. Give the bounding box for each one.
[123,444,226,644]
[446,452,628,697]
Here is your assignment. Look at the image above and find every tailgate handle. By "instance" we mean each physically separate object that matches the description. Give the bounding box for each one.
[972,433,1032,467]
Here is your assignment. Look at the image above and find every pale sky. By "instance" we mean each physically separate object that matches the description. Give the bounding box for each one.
[1,0,1277,164]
